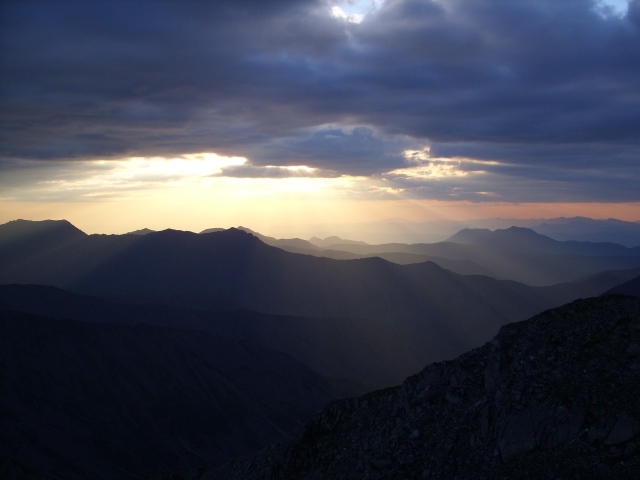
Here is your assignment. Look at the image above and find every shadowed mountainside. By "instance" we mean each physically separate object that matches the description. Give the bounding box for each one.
[0,309,337,480]
[0,284,403,390]
[446,226,640,257]
[199,224,640,281]
[204,295,640,480]
[604,275,640,297]
[0,219,139,287]
[530,217,640,247]
[258,244,498,277]
[324,235,640,286]
[2,220,639,380]
[60,229,640,370]
[231,226,321,252]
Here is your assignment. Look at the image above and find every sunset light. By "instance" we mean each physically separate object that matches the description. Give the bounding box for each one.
[2,2,640,477]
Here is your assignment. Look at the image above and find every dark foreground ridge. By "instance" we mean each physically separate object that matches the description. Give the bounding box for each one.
[0,310,337,479]
[197,295,640,479]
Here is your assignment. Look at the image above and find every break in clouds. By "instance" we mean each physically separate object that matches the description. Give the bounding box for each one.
[1,0,639,202]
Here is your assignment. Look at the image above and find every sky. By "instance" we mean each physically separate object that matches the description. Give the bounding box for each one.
[1,0,639,236]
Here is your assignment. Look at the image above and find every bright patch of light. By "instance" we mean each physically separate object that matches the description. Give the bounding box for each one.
[12,153,355,202]
[329,0,383,23]
[594,0,629,17]
[272,165,320,174]
[392,162,469,179]
[50,153,247,190]
[331,6,364,23]
[394,149,493,179]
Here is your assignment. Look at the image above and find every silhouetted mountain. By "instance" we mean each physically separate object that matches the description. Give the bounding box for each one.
[308,236,368,248]
[0,219,86,268]
[604,275,640,297]
[531,217,640,247]
[325,237,640,286]
[126,228,155,235]
[0,220,139,286]
[207,296,640,480]
[234,227,321,251]
[229,229,490,276]
[2,222,638,381]
[270,246,362,260]
[447,226,639,257]
[0,284,405,390]
[263,244,497,277]
[200,228,225,234]
[445,228,492,245]
[363,252,496,276]
[0,219,85,247]
[0,309,336,479]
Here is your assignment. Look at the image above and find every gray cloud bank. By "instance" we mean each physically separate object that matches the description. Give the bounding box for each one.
[1,0,639,201]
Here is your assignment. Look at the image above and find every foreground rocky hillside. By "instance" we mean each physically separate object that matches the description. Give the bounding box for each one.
[203,295,640,479]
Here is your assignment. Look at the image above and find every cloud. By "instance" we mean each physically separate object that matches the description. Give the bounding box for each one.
[241,126,423,175]
[216,164,340,178]
[331,6,364,23]
[1,0,639,202]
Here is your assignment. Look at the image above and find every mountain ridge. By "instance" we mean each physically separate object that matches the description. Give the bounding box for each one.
[203,295,640,480]
[446,226,640,257]
[3,220,640,382]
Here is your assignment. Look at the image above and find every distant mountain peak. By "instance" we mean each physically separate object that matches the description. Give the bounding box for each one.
[445,228,492,245]
[0,218,86,249]
[309,235,368,248]
[126,228,155,235]
[199,227,225,234]
[236,225,257,234]
[444,225,637,258]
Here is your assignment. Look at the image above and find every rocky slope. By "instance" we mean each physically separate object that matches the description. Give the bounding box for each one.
[204,295,640,479]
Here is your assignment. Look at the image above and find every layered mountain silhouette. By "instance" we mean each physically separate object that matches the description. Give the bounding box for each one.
[446,226,639,257]
[3,219,640,479]
[308,236,368,248]
[252,244,498,277]
[0,309,337,480]
[196,224,640,282]
[126,228,156,235]
[0,284,401,390]
[530,217,640,247]
[2,219,639,383]
[0,220,139,287]
[322,227,640,286]
[205,295,640,480]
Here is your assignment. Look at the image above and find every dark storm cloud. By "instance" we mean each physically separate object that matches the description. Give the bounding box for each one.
[1,0,639,201]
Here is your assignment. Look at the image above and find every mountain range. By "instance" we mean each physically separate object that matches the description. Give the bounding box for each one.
[529,217,640,247]
[319,227,640,286]
[2,218,640,479]
[3,219,639,384]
